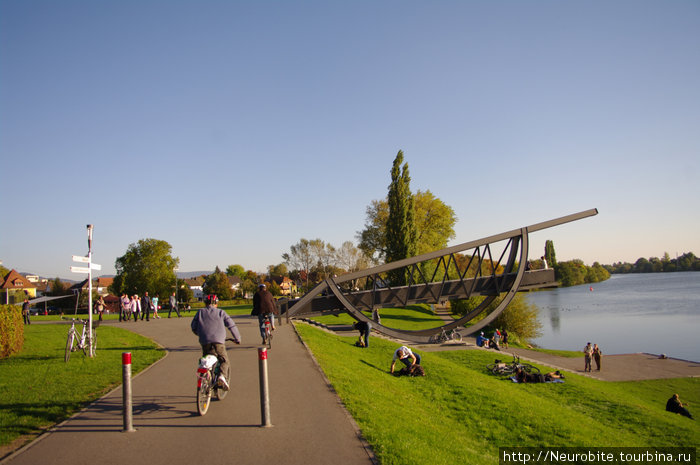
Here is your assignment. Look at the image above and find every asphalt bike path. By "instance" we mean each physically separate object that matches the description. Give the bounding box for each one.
[4,316,375,465]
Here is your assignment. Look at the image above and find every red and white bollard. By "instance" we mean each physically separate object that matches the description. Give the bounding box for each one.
[122,352,136,432]
[258,347,272,427]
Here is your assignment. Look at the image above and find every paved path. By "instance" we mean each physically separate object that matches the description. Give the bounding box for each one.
[3,316,375,465]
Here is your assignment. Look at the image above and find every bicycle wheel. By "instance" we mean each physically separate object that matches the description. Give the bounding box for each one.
[520,364,541,374]
[64,332,75,362]
[214,365,230,401]
[267,330,272,349]
[451,331,463,343]
[197,374,212,415]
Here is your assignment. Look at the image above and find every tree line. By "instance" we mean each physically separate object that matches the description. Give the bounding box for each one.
[603,252,700,274]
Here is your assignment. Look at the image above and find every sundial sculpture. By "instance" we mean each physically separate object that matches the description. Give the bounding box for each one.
[282,209,598,343]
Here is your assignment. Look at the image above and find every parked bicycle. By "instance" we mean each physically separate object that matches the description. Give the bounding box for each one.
[261,314,273,349]
[63,317,98,362]
[429,326,463,344]
[486,353,540,376]
[196,338,236,416]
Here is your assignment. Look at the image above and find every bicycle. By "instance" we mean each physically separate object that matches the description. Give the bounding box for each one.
[196,338,236,416]
[486,353,540,376]
[261,314,273,349]
[63,317,98,362]
[429,327,463,344]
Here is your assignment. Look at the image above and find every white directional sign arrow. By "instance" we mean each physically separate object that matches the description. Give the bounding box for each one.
[91,263,102,271]
[72,255,89,263]
[70,266,90,273]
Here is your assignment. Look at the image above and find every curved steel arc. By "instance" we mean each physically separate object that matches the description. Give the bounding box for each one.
[319,228,528,343]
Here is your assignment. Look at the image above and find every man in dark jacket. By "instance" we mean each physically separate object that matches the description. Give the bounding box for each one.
[141,292,152,321]
[253,284,278,344]
[666,393,694,419]
[191,295,241,390]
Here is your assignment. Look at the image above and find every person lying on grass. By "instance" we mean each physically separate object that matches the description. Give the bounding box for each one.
[515,368,565,383]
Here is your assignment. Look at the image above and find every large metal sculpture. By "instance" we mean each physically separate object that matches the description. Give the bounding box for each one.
[284,209,597,343]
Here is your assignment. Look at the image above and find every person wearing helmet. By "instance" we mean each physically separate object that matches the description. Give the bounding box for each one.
[253,284,279,344]
[476,331,489,348]
[191,295,241,390]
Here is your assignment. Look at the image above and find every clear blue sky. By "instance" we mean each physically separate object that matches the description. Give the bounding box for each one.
[2,1,698,280]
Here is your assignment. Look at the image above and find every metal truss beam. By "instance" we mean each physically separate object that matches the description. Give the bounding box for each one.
[285,208,597,343]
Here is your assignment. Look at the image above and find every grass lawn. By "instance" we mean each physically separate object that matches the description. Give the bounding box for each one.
[296,323,700,465]
[308,304,446,330]
[0,324,164,449]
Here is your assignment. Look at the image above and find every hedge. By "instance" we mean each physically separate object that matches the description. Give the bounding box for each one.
[0,304,24,358]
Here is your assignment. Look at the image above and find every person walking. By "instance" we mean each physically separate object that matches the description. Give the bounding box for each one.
[132,294,141,321]
[168,292,181,318]
[253,284,279,345]
[141,292,152,321]
[95,296,105,321]
[22,298,31,325]
[501,329,509,349]
[152,294,160,319]
[583,342,593,372]
[120,293,130,322]
[191,295,241,391]
[593,344,602,371]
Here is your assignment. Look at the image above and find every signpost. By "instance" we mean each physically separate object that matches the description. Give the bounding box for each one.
[70,225,100,357]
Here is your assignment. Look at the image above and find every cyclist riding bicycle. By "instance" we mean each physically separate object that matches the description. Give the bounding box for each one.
[252,284,279,345]
[191,294,241,390]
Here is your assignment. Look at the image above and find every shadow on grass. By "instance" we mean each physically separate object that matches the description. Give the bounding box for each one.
[360,360,389,374]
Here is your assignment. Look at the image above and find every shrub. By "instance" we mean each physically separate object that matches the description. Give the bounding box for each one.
[0,304,24,358]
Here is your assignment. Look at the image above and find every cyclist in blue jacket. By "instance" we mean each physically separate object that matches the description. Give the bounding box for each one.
[191,295,241,390]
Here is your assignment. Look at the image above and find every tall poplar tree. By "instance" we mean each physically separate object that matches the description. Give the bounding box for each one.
[545,240,557,268]
[385,150,417,286]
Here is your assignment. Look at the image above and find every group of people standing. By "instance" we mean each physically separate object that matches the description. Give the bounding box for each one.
[583,342,602,372]
[119,291,181,322]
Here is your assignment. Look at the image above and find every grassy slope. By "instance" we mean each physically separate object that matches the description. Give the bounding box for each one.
[0,324,164,447]
[296,323,699,465]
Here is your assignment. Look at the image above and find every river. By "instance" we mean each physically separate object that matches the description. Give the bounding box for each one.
[525,272,700,362]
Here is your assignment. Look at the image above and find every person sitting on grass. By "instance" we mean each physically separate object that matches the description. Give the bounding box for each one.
[666,394,694,420]
[476,331,489,347]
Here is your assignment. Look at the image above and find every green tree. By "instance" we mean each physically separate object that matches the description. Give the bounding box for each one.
[176,279,193,304]
[385,150,416,286]
[359,191,454,263]
[268,263,288,279]
[113,238,179,298]
[226,264,246,279]
[450,293,542,341]
[555,260,587,287]
[544,240,557,268]
[202,266,233,300]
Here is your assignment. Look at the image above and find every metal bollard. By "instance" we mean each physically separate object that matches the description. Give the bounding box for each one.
[258,347,272,427]
[122,352,136,432]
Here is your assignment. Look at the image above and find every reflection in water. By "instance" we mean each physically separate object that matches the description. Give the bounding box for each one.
[525,273,700,362]
[548,305,560,333]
